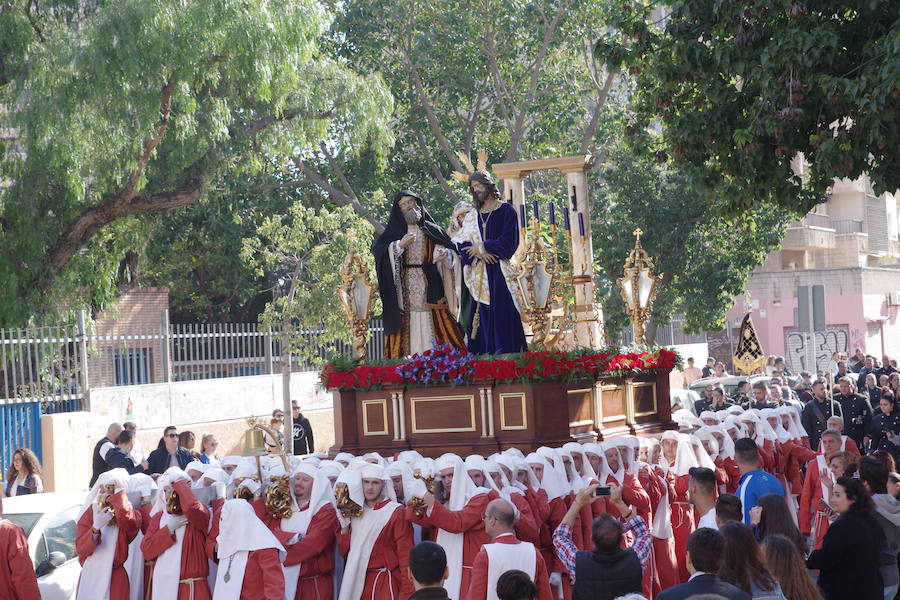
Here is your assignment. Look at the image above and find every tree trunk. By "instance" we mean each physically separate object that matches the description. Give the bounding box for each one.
[280,323,293,456]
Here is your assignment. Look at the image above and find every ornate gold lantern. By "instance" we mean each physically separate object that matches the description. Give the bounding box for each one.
[616,229,659,345]
[515,218,562,347]
[337,243,376,362]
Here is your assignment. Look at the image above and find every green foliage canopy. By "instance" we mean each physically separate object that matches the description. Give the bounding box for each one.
[0,0,391,324]
[595,0,899,214]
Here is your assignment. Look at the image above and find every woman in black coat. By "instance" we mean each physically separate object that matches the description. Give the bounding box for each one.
[807,471,885,600]
[868,395,900,461]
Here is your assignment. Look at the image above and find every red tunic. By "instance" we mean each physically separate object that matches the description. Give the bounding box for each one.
[711,458,728,498]
[463,534,553,600]
[340,501,414,600]
[778,441,816,495]
[508,492,540,546]
[652,467,679,592]
[236,548,285,600]
[669,473,694,584]
[270,503,338,600]
[722,458,741,494]
[0,519,40,600]
[407,492,493,596]
[75,490,140,600]
[140,480,212,600]
[757,439,776,472]
[798,458,830,549]
[528,488,557,574]
[633,465,661,598]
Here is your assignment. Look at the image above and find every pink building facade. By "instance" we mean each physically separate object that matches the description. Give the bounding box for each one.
[722,177,900,374]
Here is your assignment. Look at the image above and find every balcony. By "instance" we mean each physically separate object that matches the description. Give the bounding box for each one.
[781,224,836,251]
[832,219,864,234]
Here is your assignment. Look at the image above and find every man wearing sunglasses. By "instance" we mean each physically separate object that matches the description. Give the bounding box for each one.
[146,426,194,476]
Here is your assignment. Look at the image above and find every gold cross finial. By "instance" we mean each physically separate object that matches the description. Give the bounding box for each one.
[633,228,643,241]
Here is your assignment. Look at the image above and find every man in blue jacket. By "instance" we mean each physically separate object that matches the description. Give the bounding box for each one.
[734,437,785,524]
[145,425,194,475]
[657,528,751,600]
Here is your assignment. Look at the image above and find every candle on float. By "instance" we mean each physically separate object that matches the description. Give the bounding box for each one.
[519,204,527,228]
[563,207,571,231]
[578,213,586,237]
[549,201,556,226]
[532,200,539,221]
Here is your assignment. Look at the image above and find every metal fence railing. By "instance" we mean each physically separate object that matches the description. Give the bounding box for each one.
[0,312,386,406]
[614,315,707,347]
[0,402,42,469]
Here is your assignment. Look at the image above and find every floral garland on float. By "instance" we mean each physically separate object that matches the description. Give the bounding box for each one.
[320,339,680,391]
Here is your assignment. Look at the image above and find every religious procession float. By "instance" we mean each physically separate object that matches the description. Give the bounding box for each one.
[323,153,680,457]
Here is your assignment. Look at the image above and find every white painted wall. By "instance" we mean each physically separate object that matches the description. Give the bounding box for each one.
[87,371,333,429]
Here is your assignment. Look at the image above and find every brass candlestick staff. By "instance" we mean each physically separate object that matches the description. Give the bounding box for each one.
[616,229,659,345]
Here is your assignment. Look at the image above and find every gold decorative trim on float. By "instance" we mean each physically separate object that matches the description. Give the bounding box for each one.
[631,381,658,418]
[362,399,389,436]
[410,395,477,433]
[499,393,528,430]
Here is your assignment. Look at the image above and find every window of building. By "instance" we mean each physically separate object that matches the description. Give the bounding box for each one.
[114,348,150,386]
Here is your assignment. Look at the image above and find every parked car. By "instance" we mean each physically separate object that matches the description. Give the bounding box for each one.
[670,388,702,416]
[2,492,87,600]
[689,374,801,404]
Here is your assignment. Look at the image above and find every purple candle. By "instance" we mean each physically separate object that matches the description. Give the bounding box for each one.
[519,203,526,228]
[549,201,556,226]
[563,207,570,231]
[578,213,586,237]
[532,200,539,221]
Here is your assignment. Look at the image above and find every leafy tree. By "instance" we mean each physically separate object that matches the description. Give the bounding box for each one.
[308,0,621,222]
[594,0,899,214]
[241,202,376,447]
[0,0,391,324]
[591,114,792,340]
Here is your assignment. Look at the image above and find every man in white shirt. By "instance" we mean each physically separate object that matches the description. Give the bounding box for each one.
[688,467,718,530]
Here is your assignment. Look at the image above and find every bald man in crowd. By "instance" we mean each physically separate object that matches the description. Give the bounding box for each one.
[463,498,552,600]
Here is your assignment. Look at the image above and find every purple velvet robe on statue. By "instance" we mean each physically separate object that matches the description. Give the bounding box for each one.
[457,202,527,354]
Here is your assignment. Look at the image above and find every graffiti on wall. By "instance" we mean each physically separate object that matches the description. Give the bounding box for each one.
[785,328,849,373]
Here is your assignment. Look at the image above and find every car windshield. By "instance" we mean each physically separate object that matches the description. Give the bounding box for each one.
[3,512,41,536]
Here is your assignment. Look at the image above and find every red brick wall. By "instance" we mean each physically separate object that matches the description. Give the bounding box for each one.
[88,288,170,387]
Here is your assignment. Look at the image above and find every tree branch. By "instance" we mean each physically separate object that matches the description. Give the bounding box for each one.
[290,157,385,234]
[319,142,357,201]
[245,109,334,136]
[393,40,464,173]
[579,71,616,154]
[506,6,566,162]
[41,81,176,288]
[413,130,460,205]
[121,175,204,215]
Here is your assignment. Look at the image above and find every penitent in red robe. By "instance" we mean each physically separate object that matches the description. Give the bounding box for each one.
[234,548,285,600]
[140,480,212,600]
[508,492,540,546]
[652,467,679,592]
[0,519,41,600]
[669,473,695,584]
[340,501,415,600]
[635,464,662,599]
[463,534,553,600]
[406,492,493,597]
[271,503,338,600]
[75,490,141,600]
[798,458,831,550]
